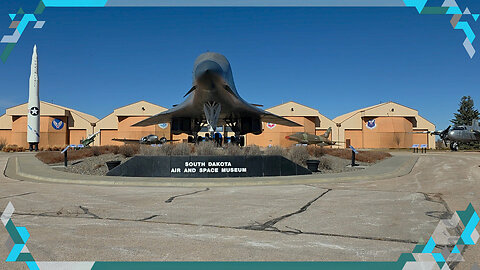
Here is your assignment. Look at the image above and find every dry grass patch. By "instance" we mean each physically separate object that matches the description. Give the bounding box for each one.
[318,148,391,163]
[36,145,140,164]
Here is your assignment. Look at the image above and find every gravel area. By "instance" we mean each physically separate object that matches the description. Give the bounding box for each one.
[50,153,373,176]
[52,153,130,176]
[315,154,370,174]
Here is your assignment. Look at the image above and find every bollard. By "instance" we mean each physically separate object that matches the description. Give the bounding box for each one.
[64,150,68,167]
[351,150,356,167]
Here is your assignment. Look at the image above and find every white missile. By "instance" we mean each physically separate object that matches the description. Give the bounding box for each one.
[27,45,40,150]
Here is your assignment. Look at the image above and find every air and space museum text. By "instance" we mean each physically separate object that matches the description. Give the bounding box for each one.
[171,161,247,173]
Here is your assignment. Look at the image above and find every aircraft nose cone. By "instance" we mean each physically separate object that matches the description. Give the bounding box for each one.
[285,136,290,139]
[195,60,223,79]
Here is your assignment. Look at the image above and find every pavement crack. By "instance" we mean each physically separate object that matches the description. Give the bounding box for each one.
[0,192,34,199]
[165,188,210,203]
[13,206,419,244]
[137,215,160,221]
[419,192,454,220]
[78,206,101,219]
[238,189,332,232]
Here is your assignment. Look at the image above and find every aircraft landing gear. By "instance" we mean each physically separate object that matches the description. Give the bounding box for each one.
[203,102,221,139]
[450,142,459,151]
[188,132,203,144]
[229,135,245,146]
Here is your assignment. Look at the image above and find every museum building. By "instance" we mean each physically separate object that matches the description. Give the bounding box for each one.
[93,101,172,146]
[245,102,336,148]
[0,100,435,149]
[332,101,435,149]
[0,101,98,149]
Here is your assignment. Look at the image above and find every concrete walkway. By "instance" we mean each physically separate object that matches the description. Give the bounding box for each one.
[5,154,417,187]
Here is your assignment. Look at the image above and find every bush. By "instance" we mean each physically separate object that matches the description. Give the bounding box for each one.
[318,157,333,170]
[224,144,243,156]
[3,145,19,152]
[264,145,286,156]
[0,138,6,151]
[243,145,262,156]
[92,146,102,156]
[320,148,391,163]
[172,143,191,155]
[195,141,220,156]
[139,145,160,156]
[308,145,326,157]
[119,145,139,157]
[288,146,311,166]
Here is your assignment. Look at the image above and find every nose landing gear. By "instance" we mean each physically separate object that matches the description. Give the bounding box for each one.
[450,142,459,151]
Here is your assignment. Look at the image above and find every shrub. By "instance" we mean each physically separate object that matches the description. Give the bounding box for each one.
[318,157,333,170]
[171,143,191,155]
[119,145,139,157]
[0,138,6,151]
[308,145,326,157]
[224,144,243,156]
[92,146,102,156]
[139,145,160,156]
[243,145,262,156]
[112,145,120,155]
[320,148,391,163]
[288,146,311,166]
[264,145,286,156]
[4,145,19,152]
[195,141,219,156]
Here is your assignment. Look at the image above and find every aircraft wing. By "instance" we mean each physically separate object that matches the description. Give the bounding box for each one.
[260,112,301,127]
[133,104,301,127]
[112,138,140,143]
[132,105,186,127]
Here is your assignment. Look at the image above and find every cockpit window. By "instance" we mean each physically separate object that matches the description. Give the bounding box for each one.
[452,126,466,130]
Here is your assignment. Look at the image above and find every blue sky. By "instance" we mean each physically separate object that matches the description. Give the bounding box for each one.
[1,0,480,130]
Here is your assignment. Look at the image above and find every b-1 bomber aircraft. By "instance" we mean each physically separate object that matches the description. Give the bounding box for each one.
[132,52,301,146]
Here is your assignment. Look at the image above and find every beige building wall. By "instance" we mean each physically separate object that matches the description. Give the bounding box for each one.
[69,129,87,145]
[0,100,436,150]
[246,101,336,147]
[94,101,169,146]
[333,102,436,149]
[0,101,98,148]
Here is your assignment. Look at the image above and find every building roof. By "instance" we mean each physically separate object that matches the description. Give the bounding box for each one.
[4,101,98,122]
[334,101,418,123]
[266,101,334,119]
[113,100,167,117]
[95,100,168,130]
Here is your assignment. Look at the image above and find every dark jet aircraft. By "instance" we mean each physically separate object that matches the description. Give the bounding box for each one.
[418,119,480,151]
[132,52,301,145]
[112,134,178,145]
[285,128,341,146]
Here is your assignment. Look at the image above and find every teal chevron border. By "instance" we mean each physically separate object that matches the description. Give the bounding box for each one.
[1,0,479,63]
[2,201,480,270]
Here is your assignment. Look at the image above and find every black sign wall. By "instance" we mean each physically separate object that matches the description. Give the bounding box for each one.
[106,155,312,178]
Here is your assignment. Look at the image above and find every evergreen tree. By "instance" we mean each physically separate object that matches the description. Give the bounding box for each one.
[451,96,479,126]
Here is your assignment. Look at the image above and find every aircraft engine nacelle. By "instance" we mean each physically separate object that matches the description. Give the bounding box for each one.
[239,117,262,135]
[171,118,192,135]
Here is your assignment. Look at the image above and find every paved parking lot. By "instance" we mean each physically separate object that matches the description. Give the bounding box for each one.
[0,152,479,269]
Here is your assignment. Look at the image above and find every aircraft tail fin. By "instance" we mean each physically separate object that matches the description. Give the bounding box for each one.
[473,118,479,129]
[323,127,332,138]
